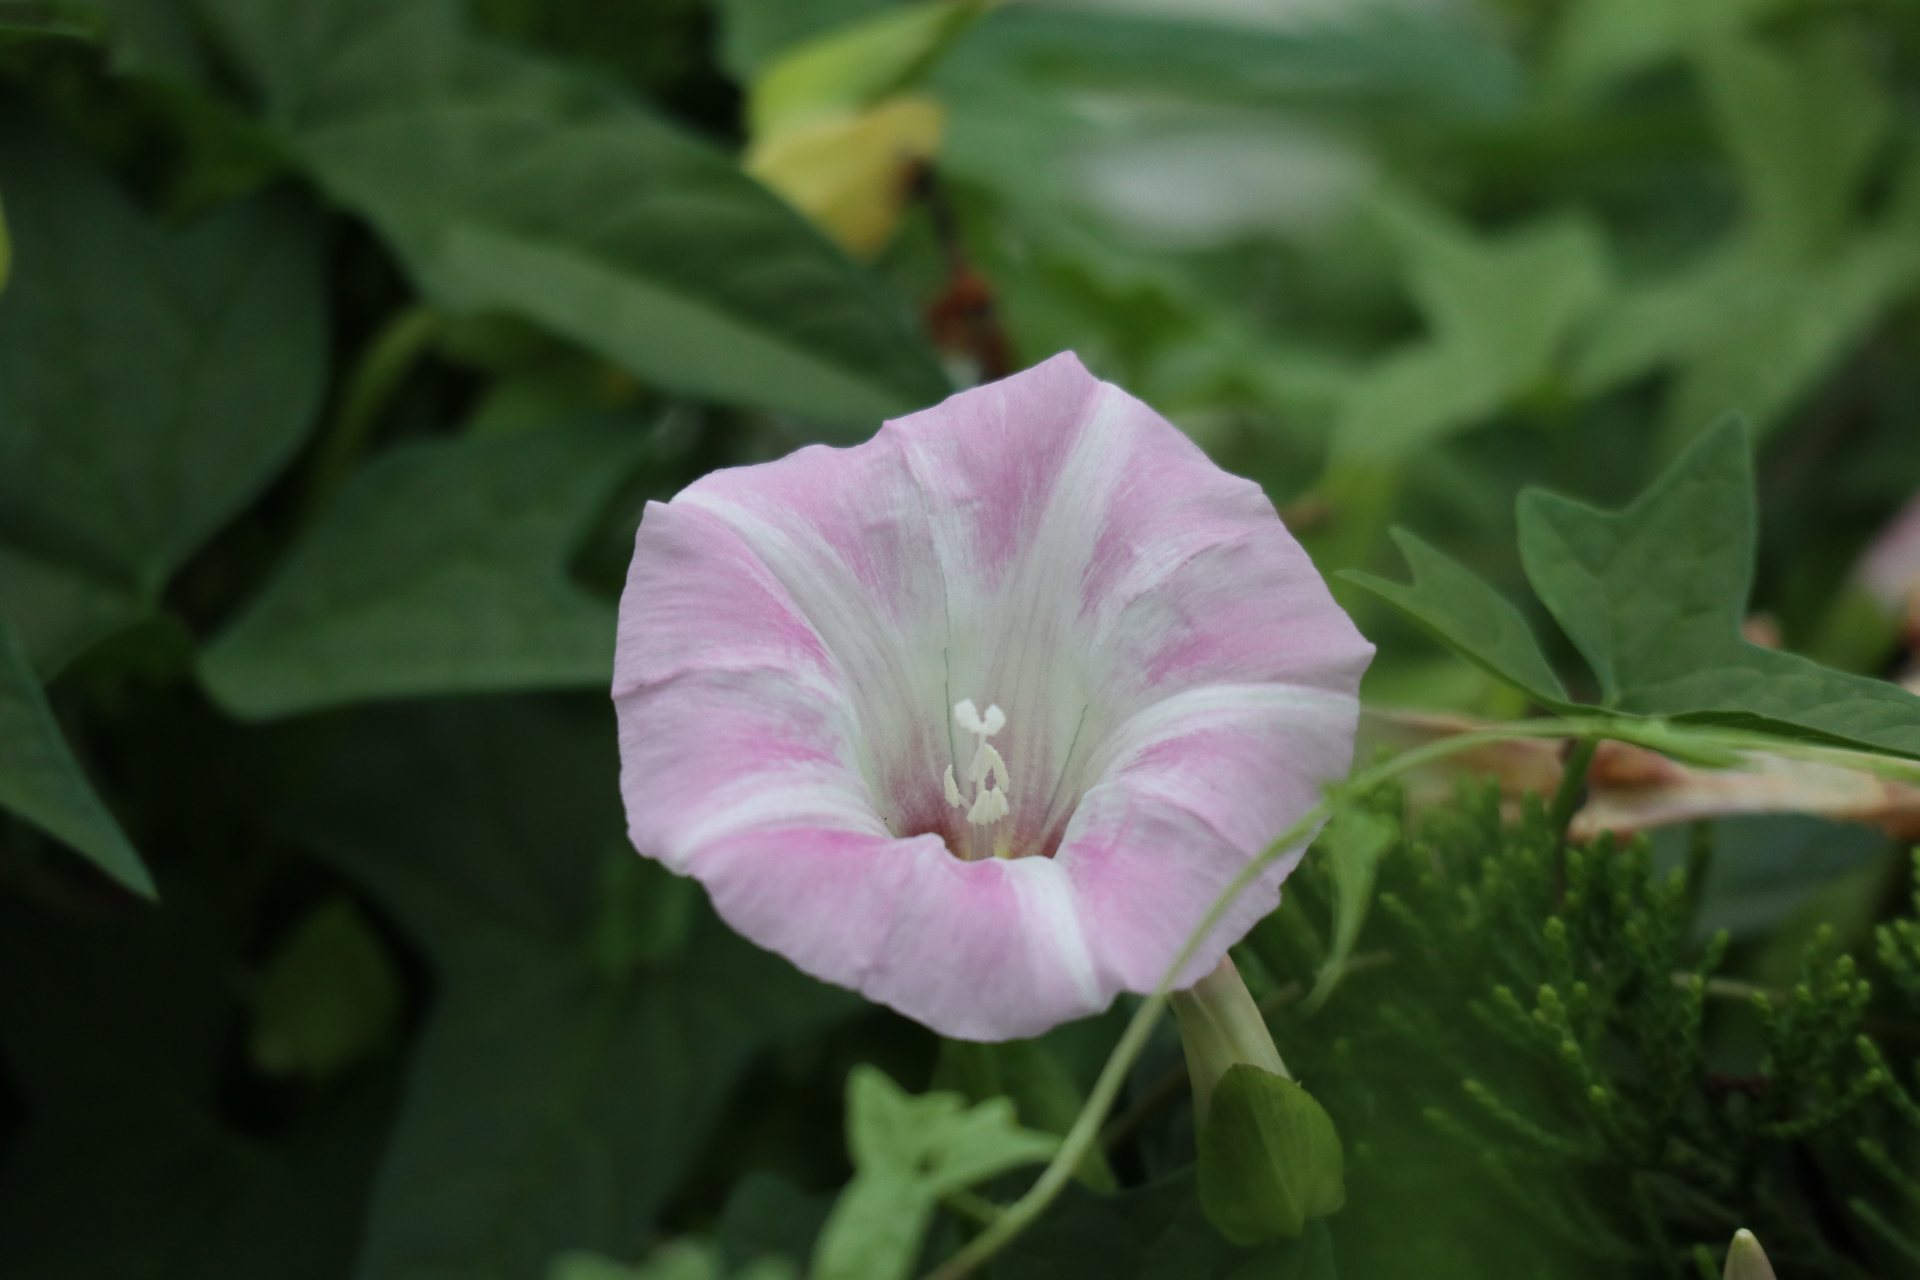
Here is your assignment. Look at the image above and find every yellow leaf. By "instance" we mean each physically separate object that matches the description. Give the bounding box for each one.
[747,95,944,258]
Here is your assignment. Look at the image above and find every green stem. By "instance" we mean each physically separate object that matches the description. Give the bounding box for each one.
[302,305,441,519]
[1547,736,1597,840]
[919,716,1613,1280]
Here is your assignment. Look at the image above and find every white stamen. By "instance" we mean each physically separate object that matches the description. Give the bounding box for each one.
[966,785,1010,827]
[946,699,1014,829]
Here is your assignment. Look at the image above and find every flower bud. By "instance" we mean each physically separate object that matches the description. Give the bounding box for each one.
[1172,956,1344,1244]
[1724,1229,1778,1280]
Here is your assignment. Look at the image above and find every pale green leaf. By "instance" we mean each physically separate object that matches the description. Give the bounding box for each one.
[199,419,647,720]
[1302,807,1398,1013]
[248,897,401,1080]
[1332,197,1607,462]
[749,0,981,135]
[1568,28,1920,447]
[812,1065,1058,1280]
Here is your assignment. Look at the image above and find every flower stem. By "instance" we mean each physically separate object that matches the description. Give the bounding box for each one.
[301,305,442,520]
[1547,736,1597,840]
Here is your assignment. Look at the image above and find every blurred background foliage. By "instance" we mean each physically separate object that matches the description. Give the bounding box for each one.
[1,0,1920,1276]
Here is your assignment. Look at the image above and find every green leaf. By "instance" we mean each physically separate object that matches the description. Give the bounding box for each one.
[749,0,981,135]
[1301,807,1398,1014]
[1339,529,1575,712]
[550,1240,788,1280]
[811,1065,1059,1280]
[1196,1065,1346,1247]
[1568,28,1920,448]
[718,1175,834,1276]
[292,697,861,1279]
[197,0,950,425]
[1331,197,1607,463]
[0,618,153,898]
[0,106,326,674]
[931,1036,1117,1190]
[249,896,402,1079]
[199,419,646,719]
[0,880,397,1278]
[997,1169,1336,1280]
[1518,418,1920,757]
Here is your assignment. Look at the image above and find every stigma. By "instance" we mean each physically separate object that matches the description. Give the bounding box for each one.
[944,699,1011,829]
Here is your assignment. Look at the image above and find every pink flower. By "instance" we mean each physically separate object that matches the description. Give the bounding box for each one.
[612,354,1371,1040]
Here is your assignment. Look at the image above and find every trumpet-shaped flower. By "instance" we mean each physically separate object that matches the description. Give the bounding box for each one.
[612,353,1371,1040]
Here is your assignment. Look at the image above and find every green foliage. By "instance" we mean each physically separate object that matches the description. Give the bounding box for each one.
[4,0,1920,1278]
[1254,782,1900,1278]
[0,880,396,1279]
[811,1065,1058,1280]
[292,698,862,1279]
[0,617,150,895]
[998,1170,1337,1280]
[248,896,401,1079]
[1350,418,1920,756]
[550,1239,798,1280]
[199,419,649,718]
[0,103,324,675]
[1342,528,1575,710]
[1332,198,1607,465]
[192,0,950,426]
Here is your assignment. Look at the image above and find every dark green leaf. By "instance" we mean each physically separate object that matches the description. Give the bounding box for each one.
[998,1169,1336,1280]
[718,1174,834,1275]
[1517,418,1755,705]
[1339,529,1575,712]
[1518,418,1920,757]
[0,881,397,1278]
[199,419,647,719]
[1197,1066,1345,1246]
[0,618,152,897]
[0,105,325,672]
[292,697,861,1279]
[197,0,950,425]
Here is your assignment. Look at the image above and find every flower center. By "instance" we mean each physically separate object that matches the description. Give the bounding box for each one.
[943,698,1012,832]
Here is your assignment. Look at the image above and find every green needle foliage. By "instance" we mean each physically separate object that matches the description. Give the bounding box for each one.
[1249,783,1907,1280]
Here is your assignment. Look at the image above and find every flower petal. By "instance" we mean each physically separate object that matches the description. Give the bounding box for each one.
[615,353,1370,1040]
[1057,682,1362,996]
